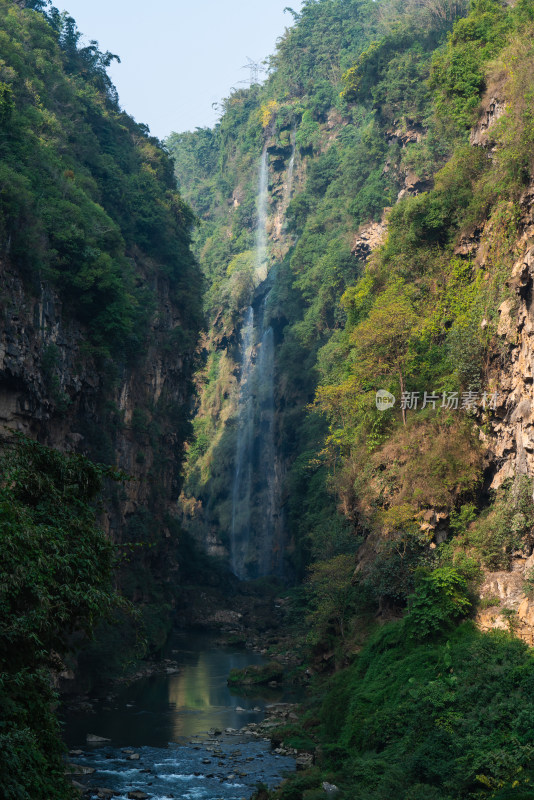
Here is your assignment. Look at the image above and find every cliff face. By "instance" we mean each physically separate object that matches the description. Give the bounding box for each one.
[476,193,534,641]
[344,98,534,641]
[0,257,193,536]
[0,0,203,548]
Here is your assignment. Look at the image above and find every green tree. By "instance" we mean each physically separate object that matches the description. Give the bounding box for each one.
[0,435,124,799]
[307,554,357,641]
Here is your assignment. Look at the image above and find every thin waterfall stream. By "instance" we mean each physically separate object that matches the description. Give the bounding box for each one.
[256,295,276,577]
[229,143,283,580]
[284,128,296,214]
[230,307,255,578]
[255,145,269,282]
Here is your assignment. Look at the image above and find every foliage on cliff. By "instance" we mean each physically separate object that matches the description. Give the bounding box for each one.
[315,0,534,597]
[0,0,201,357]
[0,435,123,799]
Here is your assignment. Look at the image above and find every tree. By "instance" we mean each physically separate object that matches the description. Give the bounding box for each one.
[0,435,125,799]
[351,287,418,424]
[307,554,357,641]
[13,0,49,9]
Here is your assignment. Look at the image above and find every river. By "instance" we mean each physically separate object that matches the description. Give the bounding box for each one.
[63,632,297,800]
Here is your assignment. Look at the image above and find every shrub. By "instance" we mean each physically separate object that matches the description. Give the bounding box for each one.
[465,477,534,569]
[405,566,472,638]
[0,434,124,799]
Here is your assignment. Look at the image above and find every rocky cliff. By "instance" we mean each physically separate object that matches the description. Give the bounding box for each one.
[0,1,203,666]
[477,203,534,641]
[0,258,193,537]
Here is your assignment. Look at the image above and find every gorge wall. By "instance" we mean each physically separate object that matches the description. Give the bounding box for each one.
[0,261,194,536]
[0,0,203,653]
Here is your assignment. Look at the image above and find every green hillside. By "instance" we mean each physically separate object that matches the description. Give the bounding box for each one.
[168,0,534,796]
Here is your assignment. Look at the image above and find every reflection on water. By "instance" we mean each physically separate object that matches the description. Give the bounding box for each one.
[63,632,298,800]
[64,631,295,747]
[165,640,274,739]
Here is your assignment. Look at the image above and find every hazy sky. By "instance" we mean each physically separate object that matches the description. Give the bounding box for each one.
[58,0,303,139]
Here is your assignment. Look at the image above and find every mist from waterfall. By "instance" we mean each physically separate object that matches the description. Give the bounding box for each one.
[256,295,276,577]
[230,306,255,578]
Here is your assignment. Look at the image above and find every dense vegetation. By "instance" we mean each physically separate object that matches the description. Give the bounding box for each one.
[269,623,534,800]
[169,0,534,796]
[0,0,201,357]
[0,435,122,799]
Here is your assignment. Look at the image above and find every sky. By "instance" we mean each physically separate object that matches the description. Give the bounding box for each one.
[57,0,303,140]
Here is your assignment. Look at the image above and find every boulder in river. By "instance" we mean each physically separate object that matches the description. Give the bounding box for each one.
[66,763,96,776]
[86,734,110,743]
[127,792,149,800]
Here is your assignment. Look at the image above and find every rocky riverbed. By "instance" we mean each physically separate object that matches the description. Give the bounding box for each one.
[68,727,297,800]
[63,633,302,800]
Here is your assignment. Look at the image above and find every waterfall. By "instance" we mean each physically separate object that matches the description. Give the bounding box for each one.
[229,145,281,580]
[256,295,276,577]
[255,145,269,282]
[284,128,296,213]
[230,306,255,578]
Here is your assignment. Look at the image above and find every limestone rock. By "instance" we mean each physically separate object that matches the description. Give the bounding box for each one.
[352,217,388,260]
[470,96,506,148]
[486,244,534,490]
[323,783,341,797]
[385,121,424,146]
[397,168,432,201]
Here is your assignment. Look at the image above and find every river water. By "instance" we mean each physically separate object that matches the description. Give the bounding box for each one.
[63,632,296,800]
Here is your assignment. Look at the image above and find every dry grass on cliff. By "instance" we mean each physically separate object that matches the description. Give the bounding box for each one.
[348,416,484,535]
